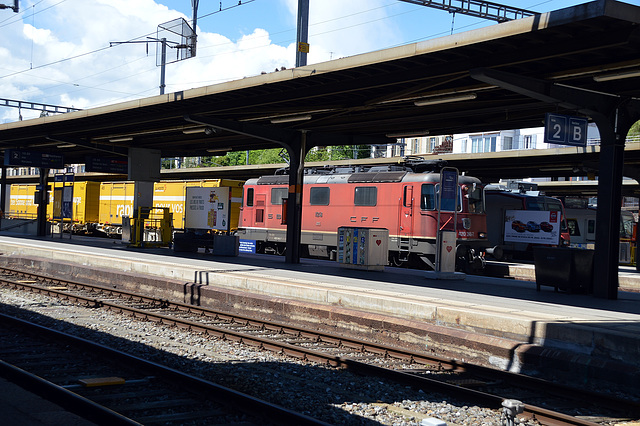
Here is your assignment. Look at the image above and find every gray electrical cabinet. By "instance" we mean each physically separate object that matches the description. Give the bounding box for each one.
[337,227,389,271]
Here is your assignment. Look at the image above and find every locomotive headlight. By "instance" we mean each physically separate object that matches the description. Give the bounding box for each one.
[478,232,487,239]
[462,218,471,230]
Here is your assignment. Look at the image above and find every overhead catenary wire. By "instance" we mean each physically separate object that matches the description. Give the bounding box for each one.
[0,0,258,82]
[0,0,61,28]
[2,0,562,112]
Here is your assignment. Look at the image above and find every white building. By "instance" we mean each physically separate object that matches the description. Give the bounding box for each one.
[389,124,601,158]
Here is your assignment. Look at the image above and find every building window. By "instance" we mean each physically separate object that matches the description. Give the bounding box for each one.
[484,135,497,152]
[430,137,437,152]
[502,136,513,150]
[524,134,536,149]
[354,187,377,206]
[471,135,497,152]
[471,137,482,153]
[309,187,330,205]
[393,142,404,157]
[271,187,288,205]
[460,139,467,153]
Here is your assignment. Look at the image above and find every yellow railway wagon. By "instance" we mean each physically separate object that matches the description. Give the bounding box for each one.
[8,184,53,219]
[153,179,244,230]
[51,181,100,225]
[99,181,136,227]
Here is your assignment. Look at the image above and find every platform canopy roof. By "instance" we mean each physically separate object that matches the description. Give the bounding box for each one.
[1,0,640,178]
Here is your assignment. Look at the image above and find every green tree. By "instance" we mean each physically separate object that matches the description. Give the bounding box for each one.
[171,144,374,170]
[628,120,640,139]
[305,147,331,162]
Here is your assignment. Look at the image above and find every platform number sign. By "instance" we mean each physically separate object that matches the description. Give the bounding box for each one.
[544,113,588,147]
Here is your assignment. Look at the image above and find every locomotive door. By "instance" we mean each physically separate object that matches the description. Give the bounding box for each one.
[400,185,414,236]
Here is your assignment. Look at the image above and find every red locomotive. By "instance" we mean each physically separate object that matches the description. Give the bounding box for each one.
[237,159,488,273]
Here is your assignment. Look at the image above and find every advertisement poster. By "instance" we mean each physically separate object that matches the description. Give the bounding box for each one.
[185,187,230,231]
[504,210,560,245]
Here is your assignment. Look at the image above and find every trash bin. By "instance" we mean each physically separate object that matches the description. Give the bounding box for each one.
[212,234,239,256]
[122,215,133,244]
[533,247,594,293]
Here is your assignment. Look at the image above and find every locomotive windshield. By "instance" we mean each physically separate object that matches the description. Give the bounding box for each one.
[421,183,480,212]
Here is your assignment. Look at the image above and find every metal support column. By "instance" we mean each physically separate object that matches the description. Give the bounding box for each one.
[592,108,633,299]
[285,132,307,264]
[37,168,49,237]
[0,166,5,228]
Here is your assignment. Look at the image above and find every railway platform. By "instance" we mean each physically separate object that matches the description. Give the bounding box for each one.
[0,233,639,393]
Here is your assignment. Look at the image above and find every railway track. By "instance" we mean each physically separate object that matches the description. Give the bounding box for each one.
[1,266,638,426]
[0,313,329,425]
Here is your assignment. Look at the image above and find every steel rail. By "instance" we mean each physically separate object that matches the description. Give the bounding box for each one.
[0,313,331,426]
[0,358,141,426]
[1,268,633,426]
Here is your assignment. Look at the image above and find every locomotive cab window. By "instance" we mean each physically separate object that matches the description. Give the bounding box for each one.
[424,184,463,211]
[310,187,330,206]
[271,187,288,205]
[403,186,413,207]
[525,197,543,210]
[465,184,484,214]
[421,184,436,210]
[245,188,254,207]
[354,187,376,206]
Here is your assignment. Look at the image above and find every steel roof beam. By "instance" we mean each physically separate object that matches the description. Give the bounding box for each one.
[0,98,81,114]
[471,66,640,300]
[397,0,536,22]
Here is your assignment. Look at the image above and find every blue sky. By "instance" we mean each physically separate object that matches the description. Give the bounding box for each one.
[0,0,623,122]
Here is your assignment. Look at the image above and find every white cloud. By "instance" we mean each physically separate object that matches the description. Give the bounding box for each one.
[0,0,402,123]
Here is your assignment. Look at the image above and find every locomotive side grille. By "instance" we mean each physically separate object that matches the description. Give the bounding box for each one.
[348,171,406,183]
[257,176,289,185]
[348,172,376,182]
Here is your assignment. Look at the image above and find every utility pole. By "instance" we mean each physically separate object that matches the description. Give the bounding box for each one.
[159,38,167,95]
[192,0,199,33]
[191,0,199,58]
[295,0,309,67]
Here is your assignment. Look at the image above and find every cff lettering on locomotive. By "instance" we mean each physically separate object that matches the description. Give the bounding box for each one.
[237,159,488,273]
